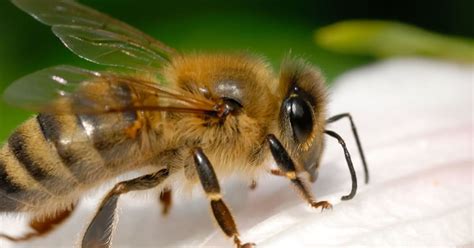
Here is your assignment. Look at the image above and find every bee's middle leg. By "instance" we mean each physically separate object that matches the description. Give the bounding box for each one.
[192,148,255,248]
[81,169,169,248]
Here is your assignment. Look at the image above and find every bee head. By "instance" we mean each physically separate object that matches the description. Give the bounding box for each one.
[276,57,327,182]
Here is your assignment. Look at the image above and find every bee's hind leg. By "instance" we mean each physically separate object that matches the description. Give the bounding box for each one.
[81,169,169,248]
[0,202,77,242]
[193,148,255,248]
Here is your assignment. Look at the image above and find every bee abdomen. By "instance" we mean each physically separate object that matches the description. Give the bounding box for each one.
[8,132,65,192]
[0,117,83,212]
[36,113,108,184]
[1,107,143,212]
[0,149,53,212]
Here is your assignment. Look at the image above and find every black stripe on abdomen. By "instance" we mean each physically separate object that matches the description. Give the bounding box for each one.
[8,131,49,182]
[37,113,90,182]
[37,113,104,183]
[37,113,61,142]
[0,159,25,211]
[8,129,73,195]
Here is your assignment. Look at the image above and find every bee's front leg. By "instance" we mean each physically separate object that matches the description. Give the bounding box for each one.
[266,134,332,211]
[192,148,255,248]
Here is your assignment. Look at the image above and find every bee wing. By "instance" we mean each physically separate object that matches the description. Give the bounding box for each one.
[12,0,177,71]
[3,65,217,115]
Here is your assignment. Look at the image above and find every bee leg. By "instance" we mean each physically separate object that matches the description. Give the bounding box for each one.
[266,134,332,211]
[159,188,172,215]
[326,113,369,184]
[193,148,255,248]
[324,130,359,201]
[270,169,286,177]
[0,202,76,242]
[249,180,257,190]
[82,169,169,248]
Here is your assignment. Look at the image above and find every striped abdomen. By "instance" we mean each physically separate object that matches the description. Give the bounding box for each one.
[0,109,145,213]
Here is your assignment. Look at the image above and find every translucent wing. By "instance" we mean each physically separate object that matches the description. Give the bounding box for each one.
[12,0,177,71]
[3,65,217,115]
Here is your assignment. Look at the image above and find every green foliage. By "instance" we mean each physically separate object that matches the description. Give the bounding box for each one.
[315,20,474,63]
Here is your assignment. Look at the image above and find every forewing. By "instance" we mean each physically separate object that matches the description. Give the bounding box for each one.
[3,65,94,112]
[4,65,217,145]
[52,26,164,70]
[12,0,176,70]
[3,65,217,115]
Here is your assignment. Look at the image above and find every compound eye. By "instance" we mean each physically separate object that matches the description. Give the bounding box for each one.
[286,96,313,143]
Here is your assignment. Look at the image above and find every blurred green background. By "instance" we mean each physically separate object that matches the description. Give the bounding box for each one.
[0,0,472,141]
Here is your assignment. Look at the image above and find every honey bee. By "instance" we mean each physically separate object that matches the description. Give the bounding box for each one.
[0,0,369,247]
